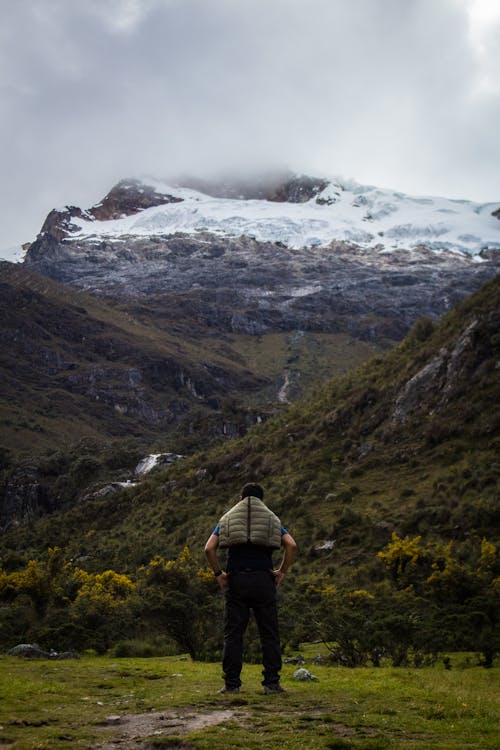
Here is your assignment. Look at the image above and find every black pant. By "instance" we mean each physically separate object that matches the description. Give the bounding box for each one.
[223,570,281,688]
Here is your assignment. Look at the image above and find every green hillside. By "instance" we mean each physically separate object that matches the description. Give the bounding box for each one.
[0,275,498,664]
[9,274,497,563]
[0,262,383,456]
[0,262,262,455]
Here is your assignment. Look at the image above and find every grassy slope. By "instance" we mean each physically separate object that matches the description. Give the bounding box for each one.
[229,330,385,403]
[0,654,498,749]
[2,275,498,579]
[0,263,385,457]
[0,263,255,455]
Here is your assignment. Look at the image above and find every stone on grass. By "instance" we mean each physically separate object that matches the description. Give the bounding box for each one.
[293,668,318,681]
[7,643,79,659]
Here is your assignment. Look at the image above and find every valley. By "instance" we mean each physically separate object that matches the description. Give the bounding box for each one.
[0,174,498,666]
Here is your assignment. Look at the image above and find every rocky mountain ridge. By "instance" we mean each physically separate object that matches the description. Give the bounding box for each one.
[24,175,500,342]
[27,173,500,250]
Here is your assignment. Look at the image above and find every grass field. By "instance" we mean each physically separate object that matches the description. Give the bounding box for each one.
[0,654,498,749]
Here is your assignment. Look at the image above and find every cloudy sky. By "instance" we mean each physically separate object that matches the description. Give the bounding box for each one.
[1,0,500,257]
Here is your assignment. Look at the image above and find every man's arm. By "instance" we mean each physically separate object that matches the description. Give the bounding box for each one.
[204,533,229,591]
[274,532,297,587]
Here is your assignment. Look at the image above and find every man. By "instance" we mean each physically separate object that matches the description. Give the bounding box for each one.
[204,482,297,694]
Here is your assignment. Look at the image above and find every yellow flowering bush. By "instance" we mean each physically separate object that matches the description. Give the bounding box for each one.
[71,569,135,612]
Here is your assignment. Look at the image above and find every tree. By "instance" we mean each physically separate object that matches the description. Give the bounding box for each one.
[69,569,136,652]
[136,547,221,659]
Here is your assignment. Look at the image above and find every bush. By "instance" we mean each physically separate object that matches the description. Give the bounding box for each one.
[71,455,102,479]
[409,317,435,343]
[111,638,177,658]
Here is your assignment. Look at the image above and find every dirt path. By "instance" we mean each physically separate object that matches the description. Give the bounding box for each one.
[96,708,238,749]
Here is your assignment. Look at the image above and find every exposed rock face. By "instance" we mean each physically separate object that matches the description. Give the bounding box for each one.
[24,229,499,342]
[83,480,138,501]
[31,179,183,247]
[392,355,448,423]
[89,178,183,221]
[391,311,500,424]
[1,464,49,530]
[37,206,91,242]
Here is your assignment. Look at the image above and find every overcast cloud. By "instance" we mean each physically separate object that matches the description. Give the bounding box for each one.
[1,0,500,255]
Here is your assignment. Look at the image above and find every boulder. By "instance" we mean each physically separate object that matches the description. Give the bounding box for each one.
[284,654,306,665]
[293,667,318,681]
[6,643,79,659]
[7,643,50,658]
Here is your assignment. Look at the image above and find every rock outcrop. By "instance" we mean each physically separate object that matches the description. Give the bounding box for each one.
[24,229,499,342]
[1,464,49,530]
[89,179,183,221]
[391,310,500,424]
[31,179,183,247]
[135,453,183,476]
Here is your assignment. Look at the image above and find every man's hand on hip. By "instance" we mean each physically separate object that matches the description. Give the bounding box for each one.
[217,572,229,592]
[273,570,286,587]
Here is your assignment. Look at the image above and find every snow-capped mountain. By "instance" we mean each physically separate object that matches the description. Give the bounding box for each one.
[44,174,500,256]
[23,173,500,344]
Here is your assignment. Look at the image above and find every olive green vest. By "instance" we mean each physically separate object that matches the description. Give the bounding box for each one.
[218,496,282,549]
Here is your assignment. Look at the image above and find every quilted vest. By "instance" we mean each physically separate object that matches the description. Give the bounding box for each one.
[218,496,282,549]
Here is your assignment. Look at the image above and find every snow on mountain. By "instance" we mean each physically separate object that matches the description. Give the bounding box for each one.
[0,244,26,263]
[66,176,500,257]
[22,173,500,347]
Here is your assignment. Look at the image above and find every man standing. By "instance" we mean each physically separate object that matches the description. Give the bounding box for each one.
[204,482,297,694]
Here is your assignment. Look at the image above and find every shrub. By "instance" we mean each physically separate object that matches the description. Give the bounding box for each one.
[111,638,177,658]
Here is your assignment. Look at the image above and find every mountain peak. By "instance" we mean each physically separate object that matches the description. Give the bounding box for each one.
[35,179,184,243]
[27,172,500,257]
[89,178,183,221]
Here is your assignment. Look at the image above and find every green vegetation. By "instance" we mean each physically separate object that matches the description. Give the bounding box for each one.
[0,654,498,749]
[0,275,499,675]
[229,330,385,403]
[0,536,497,667]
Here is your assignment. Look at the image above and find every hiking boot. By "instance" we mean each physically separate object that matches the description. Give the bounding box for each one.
[219,686,240,694]
[263,684,286,694]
